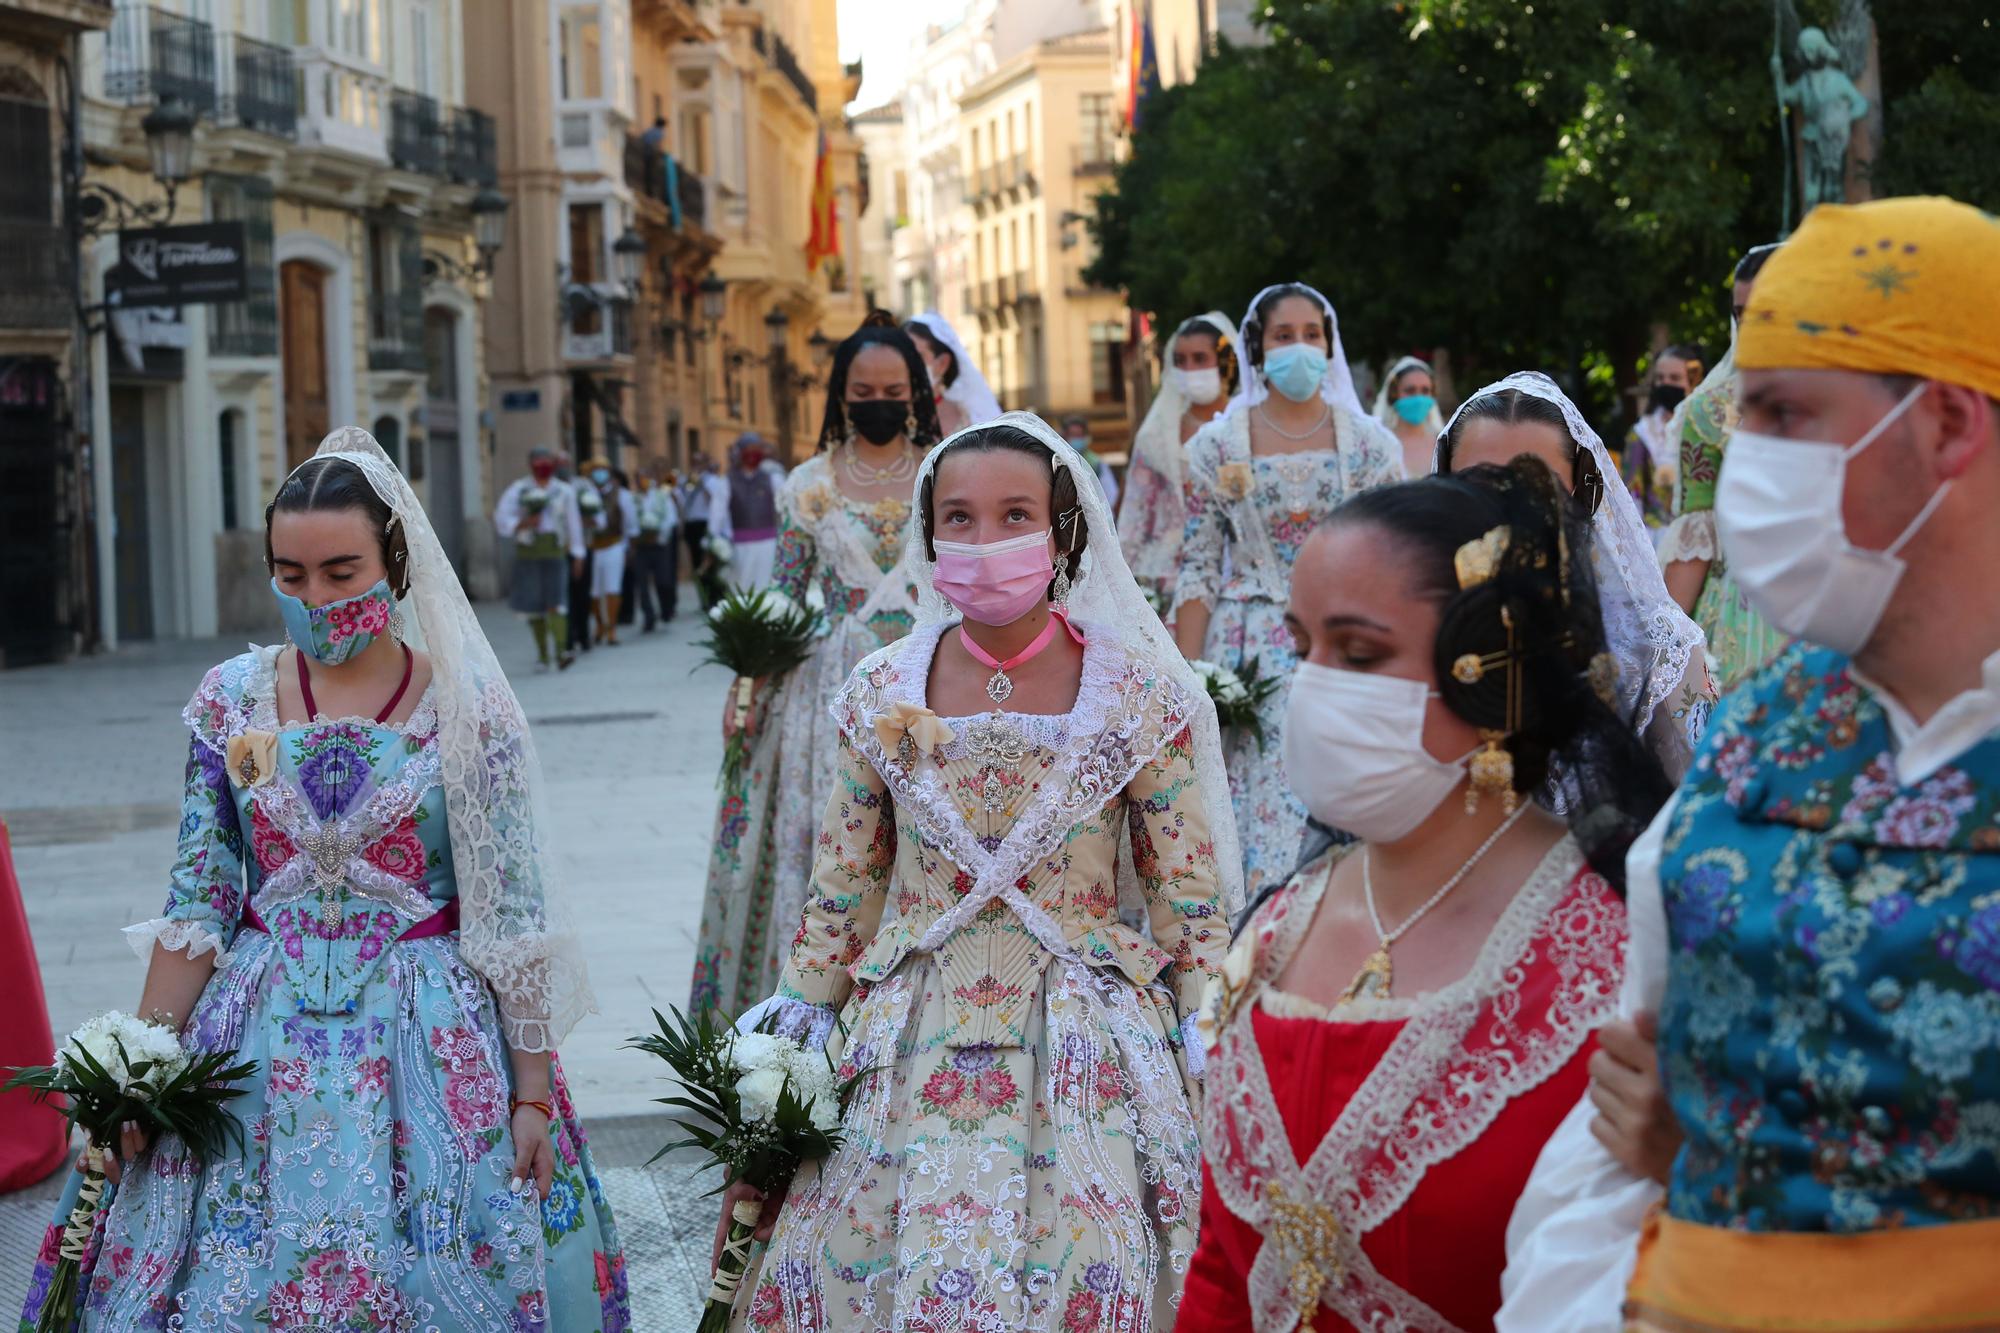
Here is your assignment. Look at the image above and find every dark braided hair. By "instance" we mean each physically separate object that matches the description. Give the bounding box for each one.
[1435,387,1609,517]
[818,311,944,451]
[1324,458,1672,893]
[918,424,1089,601]
[1240,284,1331,371]
[264,457,412,597]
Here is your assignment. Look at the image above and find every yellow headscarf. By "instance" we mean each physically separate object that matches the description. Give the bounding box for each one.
[1736,195,2000,401]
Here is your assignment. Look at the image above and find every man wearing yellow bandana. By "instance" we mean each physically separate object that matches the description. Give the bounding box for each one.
[1496,196,2000,1333]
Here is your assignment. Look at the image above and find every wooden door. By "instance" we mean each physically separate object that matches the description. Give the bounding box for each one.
[281,260,329,469]
[110,386,154,641]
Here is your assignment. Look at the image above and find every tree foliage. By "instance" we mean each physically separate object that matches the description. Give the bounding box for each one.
[1087,0,2000,424]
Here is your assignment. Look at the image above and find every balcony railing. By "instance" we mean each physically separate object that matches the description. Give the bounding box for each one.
[996,273,1015,305]
[105,5,217,115]
[0,222,72,331]
[1073,141,1117,176]
[564,297,634,362]
[680,168,706,230]
[624,135,708,231]
[1013,269,1037,303]
[1004,154,1034,193]
[389,90,444,175]
[448,106,497,186]
[216,32,296,138]
[768,34,818,114]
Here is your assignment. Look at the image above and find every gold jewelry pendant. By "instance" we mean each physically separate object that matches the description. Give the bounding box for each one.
[1466,730,1517,815]
[1339,945,1393,1004]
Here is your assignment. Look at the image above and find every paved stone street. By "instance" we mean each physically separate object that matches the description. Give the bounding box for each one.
[0,599,734,1327]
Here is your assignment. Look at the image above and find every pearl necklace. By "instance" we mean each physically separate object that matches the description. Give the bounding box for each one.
[1255,401,1332,442]
[1341,802,1531,1003]
[842,441,916,486]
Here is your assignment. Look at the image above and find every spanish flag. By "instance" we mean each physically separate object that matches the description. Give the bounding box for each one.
[806,127,839,273]
[1125,1,1159,128]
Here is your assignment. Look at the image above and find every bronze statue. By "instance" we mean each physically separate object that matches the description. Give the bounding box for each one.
[1773,0,1875,230]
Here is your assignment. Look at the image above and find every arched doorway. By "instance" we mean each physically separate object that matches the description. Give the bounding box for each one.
[280,259,331,468]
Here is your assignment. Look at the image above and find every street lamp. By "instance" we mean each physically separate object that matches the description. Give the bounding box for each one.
[765,307,790,352]
[808,329,834,362]
[78,100,197,240]
[141,101,196,188]
[613,228,646,292]
[472,188,509,270]
[699,273,727,324]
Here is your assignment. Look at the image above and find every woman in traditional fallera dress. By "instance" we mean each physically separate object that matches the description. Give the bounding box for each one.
[1118,311,1239,612]
[18,430,627,1332]
[688,318,946,1019]
[1173,283,1403,898]
[1181,460,1671,1332]
[714,414,1241,1331]
[1437,373,1713,779]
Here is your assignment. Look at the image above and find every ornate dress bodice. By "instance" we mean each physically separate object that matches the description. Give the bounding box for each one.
[1658,644,2000,1232]
[772,454,916,648]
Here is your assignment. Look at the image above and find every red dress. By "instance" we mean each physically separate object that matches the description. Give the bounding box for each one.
[0,819,67,1190]
[1181,841,1625,1332]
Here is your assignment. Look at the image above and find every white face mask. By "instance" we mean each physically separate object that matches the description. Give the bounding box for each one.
[1282,663,1468,843]
[1171,366,1223,405]
[1717,382,1947,656]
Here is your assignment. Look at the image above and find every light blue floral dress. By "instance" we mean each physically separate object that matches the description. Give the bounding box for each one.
[17,646,629,1332]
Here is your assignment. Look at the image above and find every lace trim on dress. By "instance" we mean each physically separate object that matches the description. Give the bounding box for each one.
[1202,837,1625,1331]
[187,644,440,748]
[123,918,231,966]
[1654,511,1719,565]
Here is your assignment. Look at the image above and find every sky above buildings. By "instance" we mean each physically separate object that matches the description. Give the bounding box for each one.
[838,0,938,110]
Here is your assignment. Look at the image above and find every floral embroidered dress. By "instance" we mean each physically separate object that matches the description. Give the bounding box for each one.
[732,619,1231,1331]
[1184,838,1625,1332]
[1620,411,1677,535]
[690,453,921,1018]
[1175,410,1400,897]
[19,647,628,1333]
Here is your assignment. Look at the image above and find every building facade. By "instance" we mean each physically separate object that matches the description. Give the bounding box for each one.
[849,98,900,313]
[958,27,1128,446]
[0,0,111,667]
[51,0,502,652]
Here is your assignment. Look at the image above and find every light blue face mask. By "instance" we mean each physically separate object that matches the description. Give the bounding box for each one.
[1262,343,1328,403]
[272,577,396,665]
[1393,393,1437,425]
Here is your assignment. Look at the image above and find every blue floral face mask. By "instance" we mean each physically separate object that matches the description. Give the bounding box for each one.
[273,578,396,665]
[1262,343,1328,403]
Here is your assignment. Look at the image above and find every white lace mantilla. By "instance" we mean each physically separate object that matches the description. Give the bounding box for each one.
[1201,838,1624,1332]
[1654,511,1719,566]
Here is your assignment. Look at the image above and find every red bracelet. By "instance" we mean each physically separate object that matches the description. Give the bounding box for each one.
[510,1098,553,1119]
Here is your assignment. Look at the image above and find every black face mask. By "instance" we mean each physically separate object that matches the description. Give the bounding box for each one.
[1647,383,1687,415]
[847,399,908,446]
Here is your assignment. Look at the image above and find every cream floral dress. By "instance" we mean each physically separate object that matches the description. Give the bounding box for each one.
[1175,409,1401,898]
[733,619,1231,1331]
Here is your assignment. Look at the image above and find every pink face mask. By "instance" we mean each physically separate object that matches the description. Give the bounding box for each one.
[932,529,1053,626]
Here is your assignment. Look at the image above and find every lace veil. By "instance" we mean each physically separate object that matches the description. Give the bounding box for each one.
[1126,310,1236,506]
[908,311,1004,425]
[310,427,592,1052]
[906,411,1246,918]
[1370,354,1446,434]
[1226,282,1367,421]
[1436,373,1705,740]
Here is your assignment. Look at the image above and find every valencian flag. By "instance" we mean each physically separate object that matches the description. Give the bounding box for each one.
[1125,1,1160,128]
[806,127,839,273]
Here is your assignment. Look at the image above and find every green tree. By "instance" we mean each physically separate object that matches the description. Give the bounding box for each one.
[1089,0,1998,426]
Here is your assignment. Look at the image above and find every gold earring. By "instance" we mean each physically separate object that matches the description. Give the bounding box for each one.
[1467,731,1517,815]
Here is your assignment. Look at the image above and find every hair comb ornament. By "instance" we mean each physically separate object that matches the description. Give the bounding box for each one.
[1454,526,1510,589]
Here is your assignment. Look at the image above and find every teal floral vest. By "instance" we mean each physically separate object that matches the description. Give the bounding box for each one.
[1658,644,2000,1232]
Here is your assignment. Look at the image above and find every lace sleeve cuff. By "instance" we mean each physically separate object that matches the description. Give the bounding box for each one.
[1655,511,1718,565]
[124,918,231,967]
[737,996,838,1051]
[1179,1012,1206,1079]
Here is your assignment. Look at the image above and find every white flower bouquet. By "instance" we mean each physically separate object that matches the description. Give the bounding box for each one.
[630,1006,865,1333]
[703,531,734,566]
[697,588,827,788]
[521,485,550,514]
[1191,656,1281,751]
[6,1011,256,1333]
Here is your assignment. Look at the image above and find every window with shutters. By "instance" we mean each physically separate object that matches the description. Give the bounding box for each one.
[209,174,278,357]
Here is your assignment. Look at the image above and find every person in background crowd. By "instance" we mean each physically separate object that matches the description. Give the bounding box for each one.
[716,433,780,590]
[632,460,680,631]
[1502,195,2000,1333]
[493,445,584,671]
[1184,459,1668,1332]
[905,311,1004,435]
[639,115,665,153]
[681,454,722,610]
[581,456,636,646]
[1061,411,1120,512]
[1372,353,1447,478]
[1175,281,1403,898]
[1437,373,1714,779]
[1119,311,1240,612]
[555,449,593,653]
[1621,346,1701,534]
[1658,242,1791,691]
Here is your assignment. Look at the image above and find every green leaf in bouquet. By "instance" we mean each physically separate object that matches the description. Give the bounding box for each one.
[695,589,826,681]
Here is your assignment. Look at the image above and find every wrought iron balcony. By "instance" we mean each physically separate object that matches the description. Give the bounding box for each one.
[1073,141,1117,176]
[0,222,72,331]
[105,5,217,116]
[448,107,497,186]
[768,33,818,113]
[623,135,708,232]
[389,90,444,176]
[216,32,296,138]
[680,168,707,230]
